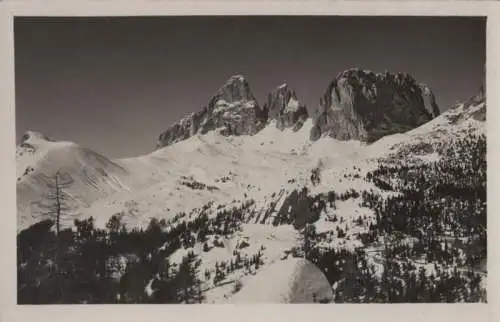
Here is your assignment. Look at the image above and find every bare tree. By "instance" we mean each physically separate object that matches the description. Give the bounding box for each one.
[38,170,73,236]
[37,170,74,301]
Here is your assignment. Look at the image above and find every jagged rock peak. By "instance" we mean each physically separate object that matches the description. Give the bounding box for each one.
[453,85,485,111]
[20,130,51,144]
[462,86,486,121]
[310,69,441,143]
[477,84,485,102]
[17,131,52,158]
[264,83,309,131]
[157,75,266,148]
[210,74,256,105]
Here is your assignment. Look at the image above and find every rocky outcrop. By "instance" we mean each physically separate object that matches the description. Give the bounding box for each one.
[264,84,309,131]
[272,187,323,229]
[20,130,52,143]
[310,69,441,143]
[447,86,486,123]
[17,131,52,153]
[157,75,267,148]
[465,85,485,109]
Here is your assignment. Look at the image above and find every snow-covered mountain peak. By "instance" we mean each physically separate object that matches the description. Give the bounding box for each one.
[264,83,308,131]
[337,68,376,79]
[17,130,59,167]
[20,130,51,145]
[157,76,266,148]
[211,74,256,104]
[225,74,245,83]
[446,87,486,123]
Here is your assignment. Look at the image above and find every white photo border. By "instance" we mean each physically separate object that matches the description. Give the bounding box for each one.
[0,2,498,322]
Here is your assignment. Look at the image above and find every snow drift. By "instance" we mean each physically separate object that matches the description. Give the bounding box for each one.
[228,258,333,303]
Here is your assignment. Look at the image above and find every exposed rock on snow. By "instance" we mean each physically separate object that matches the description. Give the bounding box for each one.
[157,75,267,148]
[310,69,441,143]
[381,88,486,163]
[228,258,333,303]
[461,85,486,122]
[20,130,52,144]
[264,84,309,131]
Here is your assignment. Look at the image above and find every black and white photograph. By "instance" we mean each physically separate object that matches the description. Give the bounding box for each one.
[13,14,487,305]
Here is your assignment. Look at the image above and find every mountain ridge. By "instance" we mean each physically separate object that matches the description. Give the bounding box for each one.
[156,69,442,149]
[16,86,485,232]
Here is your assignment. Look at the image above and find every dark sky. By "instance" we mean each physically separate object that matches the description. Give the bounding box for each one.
[15,16,486,159]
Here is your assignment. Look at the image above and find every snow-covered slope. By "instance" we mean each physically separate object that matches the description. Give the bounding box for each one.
[16,93,485,231]
[365,90,486,163]
[16,131,131,231]
[228,257,333,303]
[81,119,374,229]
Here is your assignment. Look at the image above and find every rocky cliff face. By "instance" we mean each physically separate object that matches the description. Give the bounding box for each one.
[158,70,442,148]
[310,69,441,142]
[264,84,309,131]
[157,75,267,148]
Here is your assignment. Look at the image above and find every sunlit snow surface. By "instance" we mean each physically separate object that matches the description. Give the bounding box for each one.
[227,257,334,303]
